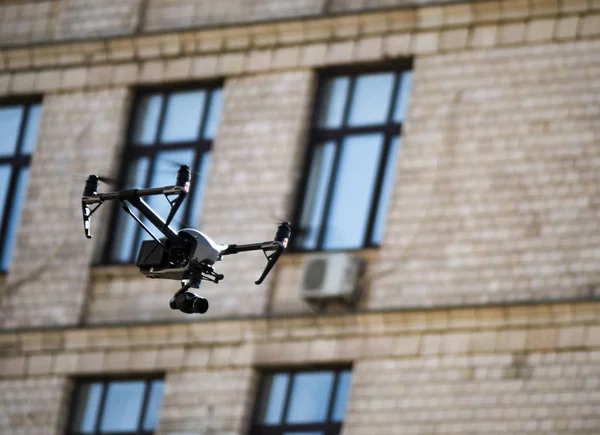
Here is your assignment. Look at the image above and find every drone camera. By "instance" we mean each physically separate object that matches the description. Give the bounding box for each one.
[136,239,170,269]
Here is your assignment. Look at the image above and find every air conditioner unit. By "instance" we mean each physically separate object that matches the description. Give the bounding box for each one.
[300,253,364,304]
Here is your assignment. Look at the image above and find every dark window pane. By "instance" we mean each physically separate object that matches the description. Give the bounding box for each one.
[70,382,103,433]
[21,104,42,154]
[99,381,145,432]
[143,380,165,431]
[317,77,349,129]
[0,165,12,230]
[323,134,384,250]
[161,91,205,143]
[110,157,150,262]
[393,71,413,122]
[257,373,289,425]
[132,94,163,145]
[187,152,212,227]
[372,137,401,245]
[0,106,23,156]
[286,372,334,424]
[1,168,29,270]
[331,371,352,421]
[203,89,223,139]
[348,73,394,126]
[298,142,335,249]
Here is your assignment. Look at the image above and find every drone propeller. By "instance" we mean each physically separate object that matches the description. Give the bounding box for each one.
[71,173,119,186]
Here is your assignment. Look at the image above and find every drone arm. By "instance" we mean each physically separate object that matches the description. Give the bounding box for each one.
[220,222,291,285]
[82,187,189,246]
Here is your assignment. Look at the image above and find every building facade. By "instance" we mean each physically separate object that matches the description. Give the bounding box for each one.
[1,0,600,434]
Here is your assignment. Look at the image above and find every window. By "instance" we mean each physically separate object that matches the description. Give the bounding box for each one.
[105,84,223,263]
[295,68,412,251]
[67,377,165,435]
[0,99,42,272]
[250,368,353,435]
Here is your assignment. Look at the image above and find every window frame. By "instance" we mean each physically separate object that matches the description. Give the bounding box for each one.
[0,96,42,273]
[101,81,223,265]
[292,62,413,253]
[249,366,353,435]
[66,374,165,435]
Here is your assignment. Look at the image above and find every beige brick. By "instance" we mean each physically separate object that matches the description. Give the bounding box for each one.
[140,60,166,83]
[327,41,356,64]
[561,0,589,13]
[278,22,304,44]
[526,18,556,41]
[333,16,360,38]
[87,65,113,87]
[1,356,26,376]
[384,33,412,57]
[77,351,105,373]
[557,326,586,348]
[440,28,469,50]
[498,22,526,45]
[26,354,54,375]
[300,43,327,66]
[417,6,444,28]
[218,52,246,75]
[473,0,502,20]
[555,16,579,39]
[10,71,36,93]
[413,32,439,54]
[308,339,337,361]
[164,57,192,80]
[271,46,300,69]
[183,347,211,367]
[112,62,139,84]
[129,349,158,371]
[469,331,498,352]
[53,353,79,374]
[355,36,383,61]
[496,330,527,351]
[60,67,87,89]
[420,334,442,355]
[526,328,558,350]
[156,347,185,368]
[246,49,273,73]
[443,3,474,26]
[392,335,420,355]
[0,73,12,95]
[580,14,600,36]
[191,55,219,78]
[334,337,365,360]
[471,24,498,47]
[442,332,470,354]
[585,325,600,346]
[104,350,130,372]
[361,13,388,35]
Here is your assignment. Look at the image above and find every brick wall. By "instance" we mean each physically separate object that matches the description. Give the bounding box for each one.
[0,376,71,435]
[368,39,600,309]
[1,304,599,434]
[1,89,131,328]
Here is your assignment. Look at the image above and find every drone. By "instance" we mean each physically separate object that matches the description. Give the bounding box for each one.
[81,165,291,315]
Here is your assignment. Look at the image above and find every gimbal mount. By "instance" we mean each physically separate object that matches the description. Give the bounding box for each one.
[81,165,291,314]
